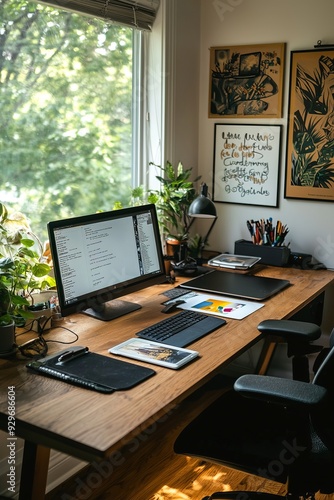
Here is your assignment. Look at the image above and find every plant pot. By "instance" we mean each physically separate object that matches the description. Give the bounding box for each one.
[0,322,15,356]
[165,238,188,263]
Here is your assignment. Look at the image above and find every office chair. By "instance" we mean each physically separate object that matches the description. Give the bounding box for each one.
[174,336,334,499]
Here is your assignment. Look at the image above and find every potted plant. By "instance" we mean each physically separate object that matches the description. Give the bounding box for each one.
[149,161,200,239]
[113,161,202,263]
[0,203,55,353]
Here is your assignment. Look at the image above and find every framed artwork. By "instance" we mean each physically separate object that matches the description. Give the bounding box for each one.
[209,43,285,118]
[285,49,334,201]
[213,123,282,207]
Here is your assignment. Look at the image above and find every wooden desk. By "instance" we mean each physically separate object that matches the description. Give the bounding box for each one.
[0,266,333,499]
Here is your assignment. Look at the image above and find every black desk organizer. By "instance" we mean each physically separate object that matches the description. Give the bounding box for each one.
[234,239,291,267]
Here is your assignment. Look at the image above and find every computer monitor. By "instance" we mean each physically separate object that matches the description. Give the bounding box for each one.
[47,204,166,321]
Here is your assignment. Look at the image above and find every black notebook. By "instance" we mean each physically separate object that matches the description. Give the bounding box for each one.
[26,346,155,393]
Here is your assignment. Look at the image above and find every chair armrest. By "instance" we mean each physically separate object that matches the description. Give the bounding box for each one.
[258,319,321,342]
[234,374,327,408]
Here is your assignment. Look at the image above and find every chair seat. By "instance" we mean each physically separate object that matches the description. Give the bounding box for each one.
[174,389,334,494]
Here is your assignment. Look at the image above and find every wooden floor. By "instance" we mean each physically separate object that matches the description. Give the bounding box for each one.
[148,457,287,500]
[47,454,334,499]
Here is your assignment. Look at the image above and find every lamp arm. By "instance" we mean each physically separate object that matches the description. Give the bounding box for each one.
[186,217,196,235]
[202,217,218,248]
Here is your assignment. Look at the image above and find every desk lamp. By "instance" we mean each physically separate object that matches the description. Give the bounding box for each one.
[172,183,217,274]
[188,182,218,255]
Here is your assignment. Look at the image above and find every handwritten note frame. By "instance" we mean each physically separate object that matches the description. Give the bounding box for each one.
[213,123,282,207]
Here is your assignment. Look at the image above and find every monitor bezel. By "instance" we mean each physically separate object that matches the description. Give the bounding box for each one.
[47,204,166,319]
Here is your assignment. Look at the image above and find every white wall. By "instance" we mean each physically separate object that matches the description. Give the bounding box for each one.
[196,0,334,270]
[170,0,333,332]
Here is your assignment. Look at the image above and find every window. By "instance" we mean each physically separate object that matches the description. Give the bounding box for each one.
[0,0,159,240]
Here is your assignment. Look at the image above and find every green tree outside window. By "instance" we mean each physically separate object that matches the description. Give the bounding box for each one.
[0,0,134,240]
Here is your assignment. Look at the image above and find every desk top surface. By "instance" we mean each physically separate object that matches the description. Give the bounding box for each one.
[0,266,333,461]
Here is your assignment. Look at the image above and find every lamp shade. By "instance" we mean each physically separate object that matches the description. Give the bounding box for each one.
[188,183,217,218]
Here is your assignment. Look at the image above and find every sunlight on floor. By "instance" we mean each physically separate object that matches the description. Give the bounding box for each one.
[153,485,191,500]
[152,460,233,500]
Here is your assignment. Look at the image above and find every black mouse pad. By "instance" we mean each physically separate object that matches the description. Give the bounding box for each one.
[27,348,155,393]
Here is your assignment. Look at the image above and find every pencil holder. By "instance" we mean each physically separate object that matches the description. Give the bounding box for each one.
[234,239,291,267]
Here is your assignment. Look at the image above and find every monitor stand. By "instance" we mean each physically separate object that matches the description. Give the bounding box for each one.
[83,300,141,321]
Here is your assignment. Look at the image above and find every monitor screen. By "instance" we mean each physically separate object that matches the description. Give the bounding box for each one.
[47,204,166,321]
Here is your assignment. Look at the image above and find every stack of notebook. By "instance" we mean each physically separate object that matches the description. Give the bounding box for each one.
[207,253,261,270]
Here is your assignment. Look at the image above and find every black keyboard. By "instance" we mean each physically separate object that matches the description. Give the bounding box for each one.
[135,310,226,347]
[161,288,192,300]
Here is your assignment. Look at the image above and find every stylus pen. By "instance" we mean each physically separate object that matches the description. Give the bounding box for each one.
[58,347,89,363]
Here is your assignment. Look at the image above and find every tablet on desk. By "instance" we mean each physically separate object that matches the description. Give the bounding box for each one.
[109,338,199,369]
[180,270,290,301]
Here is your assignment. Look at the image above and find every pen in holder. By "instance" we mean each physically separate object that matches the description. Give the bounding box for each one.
[246,218,289,247]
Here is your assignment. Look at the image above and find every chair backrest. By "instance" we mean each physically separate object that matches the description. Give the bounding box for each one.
[330,327,334,347]
[313,332,334,390]
[312,342,334,449]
